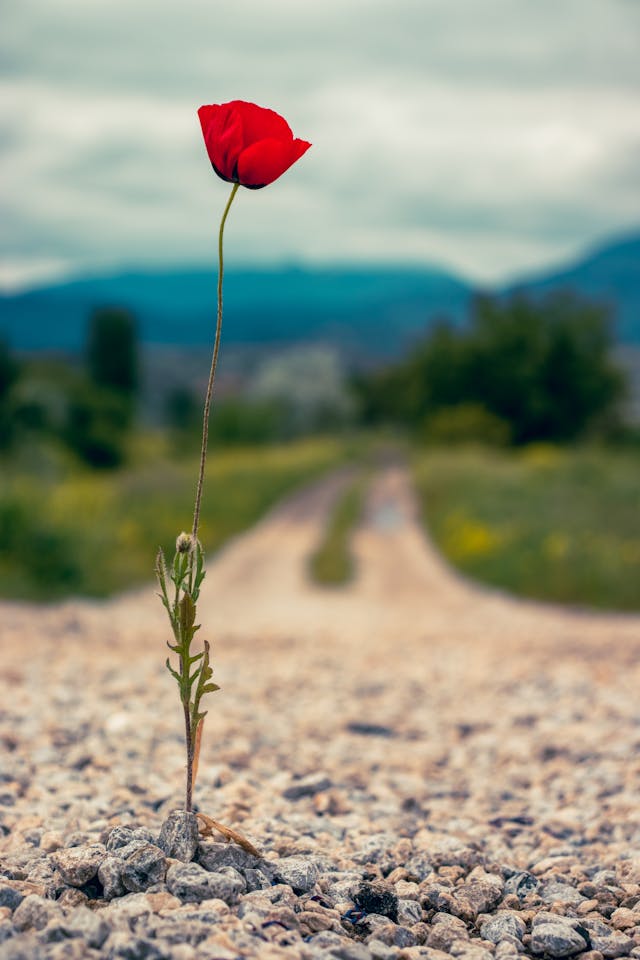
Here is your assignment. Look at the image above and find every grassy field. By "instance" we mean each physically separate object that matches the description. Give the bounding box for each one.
[0,436,348,601]
[309,472,368,586]
[413,445,640,611]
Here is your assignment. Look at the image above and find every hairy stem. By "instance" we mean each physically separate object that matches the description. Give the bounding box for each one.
[183,698,194,812]
[192,182,240,542]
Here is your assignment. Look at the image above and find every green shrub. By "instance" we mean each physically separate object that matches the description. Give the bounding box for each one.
[421,404,511,446]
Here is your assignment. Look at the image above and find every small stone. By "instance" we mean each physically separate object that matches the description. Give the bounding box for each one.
[106,825,135,852]
[540,881,585,905]
[121,843,167,893]
[405,851,435,882]
[56,888,88,909]
[282,772,333,799]
[450,872,504,921]
[355,882,399,922]
[157,811,199,863]
[52,843,105,887]
[40,941,89,960]
[271,856,319,894]
[166,862,243,904]
[480,912,526,943]
[530,922,589,957]
[244,868,271,891]
[12,894,62,932]
[396,880,420,900]
[504,872,539,901]
[67,905,110,948]
[103,931,170,959]
[144,892,181,911]
[397,898,423,924]
[0,885,23,912]
[98,856,126,900]
[581,920,635,959]
[612,908,638,930]
[39,832,64,854]
[495,941,522,959]
[368,939,398,960]
[196,840,261,873]
[426,912,470,951]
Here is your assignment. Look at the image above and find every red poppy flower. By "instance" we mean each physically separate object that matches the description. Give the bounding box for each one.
[197,100,311,190]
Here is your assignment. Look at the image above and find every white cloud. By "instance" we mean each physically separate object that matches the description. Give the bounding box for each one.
[1,0,639,289]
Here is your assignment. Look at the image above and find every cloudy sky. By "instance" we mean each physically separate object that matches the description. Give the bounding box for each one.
[2,0,639,290]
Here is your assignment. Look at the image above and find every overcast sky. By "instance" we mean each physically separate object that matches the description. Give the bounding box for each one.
[2,0,639,290]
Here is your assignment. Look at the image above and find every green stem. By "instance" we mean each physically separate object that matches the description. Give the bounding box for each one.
[191,182,240,543]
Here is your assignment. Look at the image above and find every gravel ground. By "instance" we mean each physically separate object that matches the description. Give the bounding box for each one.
[1,466,639,960]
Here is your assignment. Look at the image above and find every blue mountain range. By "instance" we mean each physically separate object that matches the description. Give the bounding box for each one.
[1,233,638,354]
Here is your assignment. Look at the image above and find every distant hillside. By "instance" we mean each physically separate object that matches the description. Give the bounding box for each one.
[1,232,638,354]
[506,233,640,342]
[0,266,471,357]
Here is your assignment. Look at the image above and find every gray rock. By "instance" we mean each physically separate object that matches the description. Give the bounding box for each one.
[67,905,110,948]
[504,871,539,901]
[450,872,504,920]
[581,919,634,958]
[426,912,470,951]
[52,843,105,887]
[530,922,589,957]
[368,939,399,960]
[271,856,319,894]
[0,885,23,912]
[166,862,243,904]
[282,772,333,799]
[38,920,76,944]
[592,933,635,957]
[112,839,150,862]
[480,912,526,943]
[12,894,62,932]
[157,811,199,863]
[151,917,212,946]
[40,941,91,960]
[244,868,272,891]
[404,850,434,881]
[98,856,126,900]
[355,882,399,922]
[105,826,135,852]
[104,931,171,959]
[196,840,261,873]
[540,881,585,905]
[325,941,374,960]
[397,898,423,925]
[0,936,39,960]
[495,935,526,957]
[121,843,167,893]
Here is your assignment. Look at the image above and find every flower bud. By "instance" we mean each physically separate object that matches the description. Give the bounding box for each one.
[176,532,194,554]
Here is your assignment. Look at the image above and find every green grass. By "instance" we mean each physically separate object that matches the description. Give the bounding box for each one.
[413,445,640,611]
[309,473,368,586]
[0,436,348,601]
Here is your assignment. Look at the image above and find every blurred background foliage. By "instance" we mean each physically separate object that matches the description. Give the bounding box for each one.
[0,291,638,608]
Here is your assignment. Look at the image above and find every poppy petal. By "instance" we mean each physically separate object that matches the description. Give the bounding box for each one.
[198,104,243,181]
[228,100,293,147]
[237,137,311,188]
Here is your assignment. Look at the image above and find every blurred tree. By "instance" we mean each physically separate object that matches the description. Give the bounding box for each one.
[0,338,20,449]
[65,383,130,468]
[466,293,624,443]
[87,307,139,419]
[356,292,625,445]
